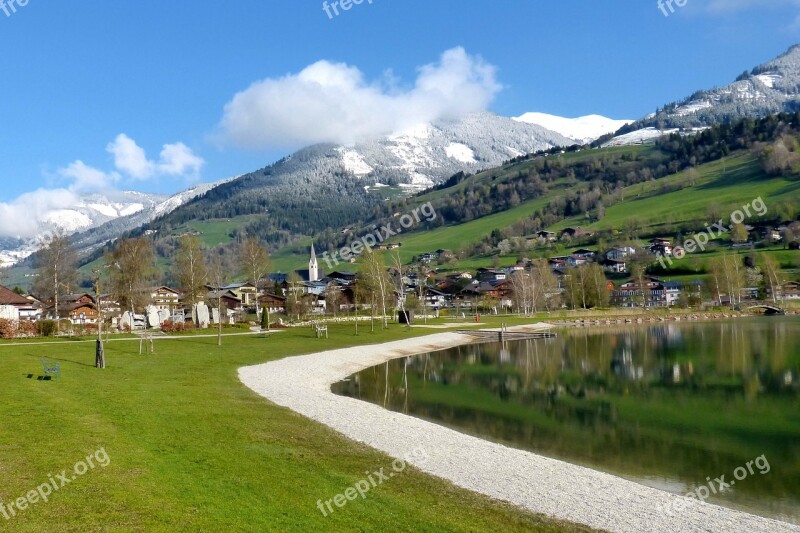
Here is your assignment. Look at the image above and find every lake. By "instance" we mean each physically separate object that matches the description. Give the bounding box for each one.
[332,317,800,524]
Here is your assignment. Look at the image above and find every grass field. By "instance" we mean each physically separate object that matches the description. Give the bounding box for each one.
[0,321,594,532]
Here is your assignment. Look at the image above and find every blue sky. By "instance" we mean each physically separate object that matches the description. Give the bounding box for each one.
[0,0,798,208]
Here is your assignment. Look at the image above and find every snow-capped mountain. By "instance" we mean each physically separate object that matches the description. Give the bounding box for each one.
[141,112,574,247]
[605,44,800,145]
[512,112,633,144]
[0,180,230,267]
[332,111,575,188]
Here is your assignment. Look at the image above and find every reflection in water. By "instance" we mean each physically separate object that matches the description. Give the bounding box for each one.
[333,317,800,524]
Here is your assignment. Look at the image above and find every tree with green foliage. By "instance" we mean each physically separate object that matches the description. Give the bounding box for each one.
[730,223,749,244]
[260,305,269,330]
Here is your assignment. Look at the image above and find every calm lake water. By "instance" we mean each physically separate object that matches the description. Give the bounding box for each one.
[332,317,800,524]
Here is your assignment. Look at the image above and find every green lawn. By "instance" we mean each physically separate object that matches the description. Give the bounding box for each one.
[0,322,595,532]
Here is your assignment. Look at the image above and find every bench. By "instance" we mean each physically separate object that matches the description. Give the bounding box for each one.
[315,324,328,339]
[41,357,60,380]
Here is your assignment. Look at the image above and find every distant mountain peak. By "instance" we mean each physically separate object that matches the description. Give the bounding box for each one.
[603,44,800,146]
[513,112,633,144]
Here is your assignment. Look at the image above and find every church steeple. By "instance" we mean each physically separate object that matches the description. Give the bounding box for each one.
[309,242,319,282]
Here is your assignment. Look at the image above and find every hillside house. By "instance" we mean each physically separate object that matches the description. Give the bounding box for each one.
[606,247,636,261]
[601,258,628,274]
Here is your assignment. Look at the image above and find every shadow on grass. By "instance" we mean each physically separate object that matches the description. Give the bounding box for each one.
[23,374,56,381]
[24,353,95,368]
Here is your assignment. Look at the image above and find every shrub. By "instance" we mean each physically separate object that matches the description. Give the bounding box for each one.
[161,320,187,333]
[38,320,57,337]
[17,321,38,337]
[0,319,18,339]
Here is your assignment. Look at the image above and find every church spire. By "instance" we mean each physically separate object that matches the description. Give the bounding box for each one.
[309,242,319,282]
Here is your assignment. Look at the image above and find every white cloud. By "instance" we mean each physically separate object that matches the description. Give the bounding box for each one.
[0,188,80,239]
[706,0,800,13]
[219,47,502,149]
[156,142,205,177]
[0,135,205,239]
[107,134,153,179]
[106,134,205,180]
[56,134,204,193]
[59,160,120,192]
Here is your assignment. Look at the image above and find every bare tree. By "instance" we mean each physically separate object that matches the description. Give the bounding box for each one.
[630,264,648,308]
[239,237,270,317]
[323,283,342,317]
[173,235,207,307]
[285,272,306,321]
[106,238,157,313]
[33,232,77,332]
[708,256,726,306]
[207,255,225,347]
[760,254,782,304]
[390,251,407,319]
[359,250,392,329]
[532,259,558,311]
[92,268,105,369]
[413,262,433,324]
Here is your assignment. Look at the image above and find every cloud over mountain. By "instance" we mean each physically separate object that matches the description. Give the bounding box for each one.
[218,47,502,149]
[0,135,204,239]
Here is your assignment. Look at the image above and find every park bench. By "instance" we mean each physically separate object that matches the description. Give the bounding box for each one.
[315,324,328,339]
[41,357,60,380]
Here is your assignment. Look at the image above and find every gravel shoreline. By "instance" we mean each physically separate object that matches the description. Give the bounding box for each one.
[238,326,799,533]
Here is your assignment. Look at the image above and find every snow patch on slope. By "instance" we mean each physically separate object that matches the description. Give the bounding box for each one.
[513,112,633,144]
[602,127,679,147]
[337,148,374,176]
[445,143,476,164]
[754,73,781,89]
[674,100,713,117]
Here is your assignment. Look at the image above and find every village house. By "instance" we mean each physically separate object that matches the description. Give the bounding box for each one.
[206,285,243,311]
[600,258,628,274]
[649,238,673,257]
[476,268,507,282]
[222,282,259,307]
[612,278,671,308]
[258,293,287,314]
[55,293,99,324]
[572,249,597,260]
[0,285,41,320]
[534,230,557,242]
[560,227,596,240]
[768,281,800,301]
[606,247,636,261]
[150,286,182,312]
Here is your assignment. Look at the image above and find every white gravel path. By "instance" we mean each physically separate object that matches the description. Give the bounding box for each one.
[238,329,800,533]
